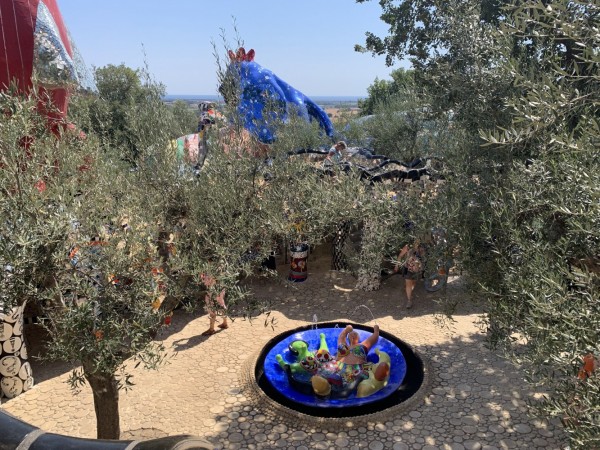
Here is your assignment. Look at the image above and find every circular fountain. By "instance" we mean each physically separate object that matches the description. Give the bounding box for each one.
[254,322,427,418]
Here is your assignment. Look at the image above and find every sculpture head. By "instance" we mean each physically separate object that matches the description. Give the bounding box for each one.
[300,354,318,373]
[219,47,334,144]
[288,340,309,356]
[315,348,333,363]
[335,141,347,152]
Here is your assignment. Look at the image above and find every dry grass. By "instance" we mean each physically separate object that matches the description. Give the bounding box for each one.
[324,107,360,121]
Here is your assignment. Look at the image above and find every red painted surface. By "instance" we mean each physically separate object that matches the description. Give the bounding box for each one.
[0,0,73,120]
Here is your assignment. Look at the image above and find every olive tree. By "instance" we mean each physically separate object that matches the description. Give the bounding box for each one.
[0,90,93,400]
[43,146,171,439]
[29,105,176,441]
[359,0,600,446]
[357,68,414,116]
[1,70,180,438]
[476,2,600,446]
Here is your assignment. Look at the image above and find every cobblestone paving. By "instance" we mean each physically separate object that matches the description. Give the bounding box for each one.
[1,252,567,449]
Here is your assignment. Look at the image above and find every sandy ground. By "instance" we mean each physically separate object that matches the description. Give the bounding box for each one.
[325,107,360,121]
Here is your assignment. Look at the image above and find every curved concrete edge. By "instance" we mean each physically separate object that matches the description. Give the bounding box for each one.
[239,337,433,428]
[0,408,39,449]
[130,436,214,450]
[0,410,213,450]
[16,429,46,450]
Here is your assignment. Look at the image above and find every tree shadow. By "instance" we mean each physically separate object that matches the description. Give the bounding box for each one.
[19,241,469,388]
[20,304,212,386]
[22,324,78,385]
[171,328,226,352]
[240,253,476,327]
[6,242,567,448]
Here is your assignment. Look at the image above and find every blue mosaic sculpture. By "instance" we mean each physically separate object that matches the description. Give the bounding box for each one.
[222,48,334,144]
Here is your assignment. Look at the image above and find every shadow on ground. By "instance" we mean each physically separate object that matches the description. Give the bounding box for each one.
[20,240,468,382]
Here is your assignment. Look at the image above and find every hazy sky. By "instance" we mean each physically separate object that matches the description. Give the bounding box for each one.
[58,0,410,97]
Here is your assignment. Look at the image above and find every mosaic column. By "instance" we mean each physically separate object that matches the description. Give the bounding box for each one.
[288,243,309,282]
[0,304,33,400]
[332,221,352,270]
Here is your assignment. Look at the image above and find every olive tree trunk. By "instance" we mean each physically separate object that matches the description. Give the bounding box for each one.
[83,362,120,440]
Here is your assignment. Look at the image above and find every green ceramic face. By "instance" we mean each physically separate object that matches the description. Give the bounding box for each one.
[290,340,308,355]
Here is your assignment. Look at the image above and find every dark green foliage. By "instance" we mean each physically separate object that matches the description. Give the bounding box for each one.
[363,93,433,161]
[476,2,600,445]
[74,64,180,163]
[358,0,600,446]
[358,68,414,115]
[358,0,513,133]
[169,100,198,138]
[93,64,157,159]
[356,0,504,66]
[0,91,91,314]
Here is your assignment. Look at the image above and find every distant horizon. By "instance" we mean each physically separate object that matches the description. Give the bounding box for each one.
[163,94,365,101]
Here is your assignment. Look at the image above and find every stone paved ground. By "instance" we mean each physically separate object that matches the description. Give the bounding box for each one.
[1,248,567,449]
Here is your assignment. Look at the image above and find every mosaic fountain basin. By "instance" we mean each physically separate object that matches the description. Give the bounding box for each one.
[255,322,425,418]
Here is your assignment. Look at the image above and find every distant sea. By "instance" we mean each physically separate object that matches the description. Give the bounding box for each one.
[163,94,363,105]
